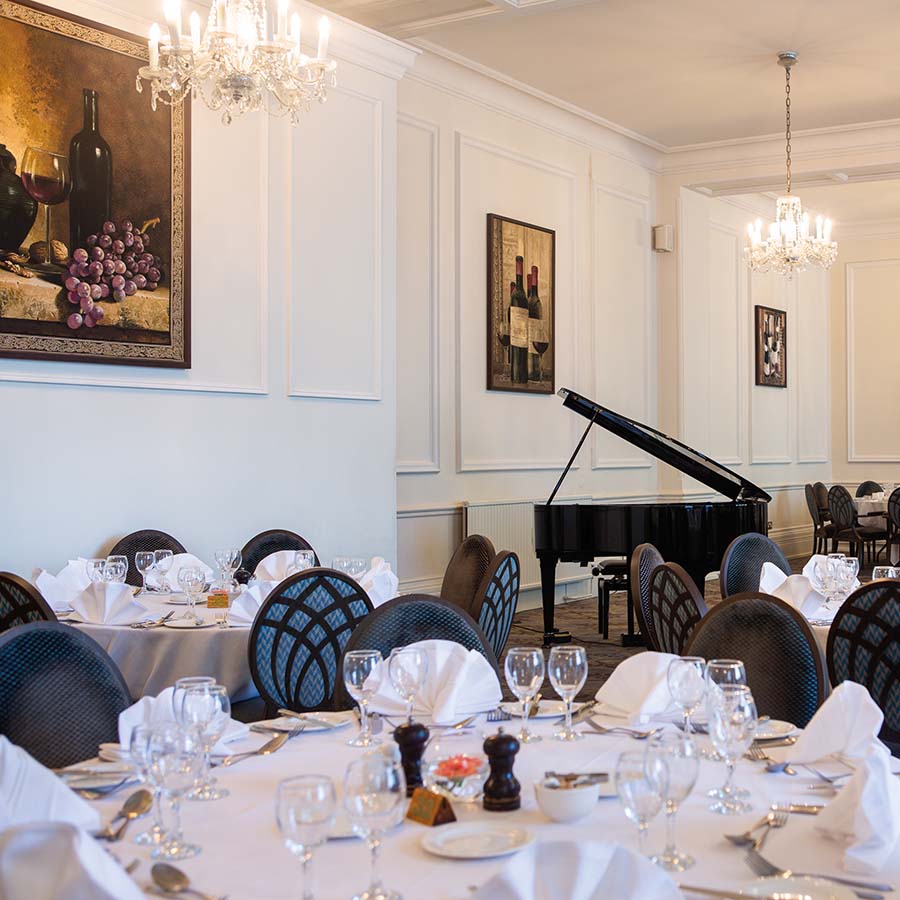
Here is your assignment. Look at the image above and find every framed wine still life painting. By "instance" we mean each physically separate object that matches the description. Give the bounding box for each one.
[754,305,786,388]
[0,0,190,367]
[487,213,554,394]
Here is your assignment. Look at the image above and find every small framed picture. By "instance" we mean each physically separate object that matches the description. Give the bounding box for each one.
[754,305,786,388]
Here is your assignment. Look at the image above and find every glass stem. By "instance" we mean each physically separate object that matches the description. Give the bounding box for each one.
[368,831,384,893]
[723,760,735,795]
[301,849,314,900]
[168,793,182,844]
[637,822,648,856]
[564,697,573,735]
[521,697,529,734]
[359,699,369,741]
[683,711,691,735]
[664,803,677,857]
[152,788,164,832]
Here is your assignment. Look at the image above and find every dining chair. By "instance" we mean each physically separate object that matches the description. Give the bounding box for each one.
[719,532,790,597]
[686,593,826,728]
[0,622,132,768]
[887,488,900,566]
[248,568,372,716]
[629,543,664,644]
[237,529,319,583]
[646,562,707,654]
[804,484,835,556]
[108,529,186,587]
[813,481,831,523]
[440,535,497,618]
[472,551,520,659]
[828,484,886,564]
[0,572,56,635]
[856,480,884,498]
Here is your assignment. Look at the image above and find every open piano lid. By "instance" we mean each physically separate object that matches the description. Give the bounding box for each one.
[557,387,771,502]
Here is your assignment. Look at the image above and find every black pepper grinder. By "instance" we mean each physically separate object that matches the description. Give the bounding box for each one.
[393,721,429,797]
[482,727,520,811]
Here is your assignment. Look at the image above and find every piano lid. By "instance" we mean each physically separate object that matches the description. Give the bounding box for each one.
[557,387,771,503]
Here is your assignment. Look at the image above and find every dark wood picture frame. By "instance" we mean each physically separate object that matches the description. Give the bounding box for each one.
[486,213,555,394]
[0,0,190,367]
[754,304,786,388]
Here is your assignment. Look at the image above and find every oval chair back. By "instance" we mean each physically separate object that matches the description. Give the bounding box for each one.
[472,552,520,659]
[108,529,186,587]
[248,568,372,715]
[857,480,884,498]
[687,593,826,727]
[720,533,790,597]
[0,572,56,635]
[646,562,707,654]
[629,544,663,643]
[0,621,131,768]
[828,484,858,532]
[439,535,496,618]
[239,529,319,582]
[805,484,822,527]
[813,482,830,521]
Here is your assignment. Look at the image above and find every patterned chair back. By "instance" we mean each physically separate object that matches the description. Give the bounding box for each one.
[889,488,900,533]
[440,535,497,618]
[804,484,822,527]
[473,552,520,658]
[813,482,830,519]
[0,572,56,634]
[646,563,707,654]
[827,581,900,748]
[856,480,884,498]
[720,533,790,597]
[239,529,319,580]
[828,484,858,532]
[248,568,372,714]
[0,622,131,768]
[108,529,186,587]
[630,543,663,641]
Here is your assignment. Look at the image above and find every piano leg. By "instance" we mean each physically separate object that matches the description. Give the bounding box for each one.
[539,553,571,647]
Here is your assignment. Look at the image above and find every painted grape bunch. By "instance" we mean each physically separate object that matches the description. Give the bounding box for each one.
[63,218,165,330]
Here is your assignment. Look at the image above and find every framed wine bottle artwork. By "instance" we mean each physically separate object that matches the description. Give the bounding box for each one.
[754,305,786,388]
[0,0,190,367]
[486,213,555,394]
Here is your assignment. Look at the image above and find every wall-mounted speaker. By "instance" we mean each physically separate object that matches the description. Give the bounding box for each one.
[652,224,674,253]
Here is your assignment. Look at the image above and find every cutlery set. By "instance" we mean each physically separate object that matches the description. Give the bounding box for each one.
[129,611,176,629]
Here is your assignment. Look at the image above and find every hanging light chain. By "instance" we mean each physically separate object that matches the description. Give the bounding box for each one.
[784,64,792,195]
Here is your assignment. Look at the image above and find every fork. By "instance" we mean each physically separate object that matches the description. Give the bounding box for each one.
[487,708,512,722]
[724,811,777,847]
[753,808,788,850]
[746,745,795,775]
[583,721,659,740]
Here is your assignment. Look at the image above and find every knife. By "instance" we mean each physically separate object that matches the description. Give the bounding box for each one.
[277,708,339,730]
[680,887,802,900]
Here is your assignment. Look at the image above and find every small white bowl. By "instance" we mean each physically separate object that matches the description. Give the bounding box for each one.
[533,778,600,822]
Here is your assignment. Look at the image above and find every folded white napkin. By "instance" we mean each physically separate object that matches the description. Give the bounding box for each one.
[0,822,144,900]
[358,557,399,608]
[803,555,861,593]
[0,737,99,832]
[146,553,212,592]
[366,640,502,725]
[69,582,148,626]
[227,581,278,626]
[593,651,678,721]
[30,560,92,612]
[471,840,682,900]
[118,686,249,754]
[815,750,900,873]
[759,563,827,618]
[253,550,298,582]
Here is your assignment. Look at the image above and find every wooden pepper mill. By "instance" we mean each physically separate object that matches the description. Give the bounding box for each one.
[393,721,429,797]
[482,727,520,811]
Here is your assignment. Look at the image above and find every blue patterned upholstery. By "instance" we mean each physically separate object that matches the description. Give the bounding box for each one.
[108,529,186,586]
[0,572,55,634]
[827,581,900,747]
[646,563,707,654]
[0,622,131,768]
[688,593,826,728]
[720,533,790,597]
[238,529,319,582]
[474,552,520,658]
[249,568,371,714]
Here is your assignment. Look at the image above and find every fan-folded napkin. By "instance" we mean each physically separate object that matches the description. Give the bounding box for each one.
[254,550,298,582]
[146,553,212,592]
[30,561,91,612]
[593,651,678,721]
[471,840,682,900]
[759,563,827,618]
[366,640,501,725]
[69,582,147,626]
[227,581,278,626]
[118,686,249,754]
[357,557,399,608]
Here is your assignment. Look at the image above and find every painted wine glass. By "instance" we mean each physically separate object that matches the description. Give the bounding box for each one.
[20,148,71,271]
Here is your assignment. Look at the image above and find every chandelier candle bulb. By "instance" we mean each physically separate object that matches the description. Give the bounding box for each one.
[215,0,227,31]
[290,13,301,52]
[163,0,181,48]
[317,16,329,61]
[148,23,160,69]
[277,0,288,40]
[189,11,201,54]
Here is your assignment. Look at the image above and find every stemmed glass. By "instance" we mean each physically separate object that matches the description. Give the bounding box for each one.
[154,549,174,592]
[129,724,167,847]
[85,558,105,583]
[708,684,757,815]
[103,556,128,584]
[178,566,205,622]
[333,557,368,580]
[344,751,406,900]
[214,549,241,587]
[289,550,317,575]
[646,730,699,870]
[176,683,231,801]
[833,557,859,604]
[20,147,71,272]
[276,775,337,900]
[344,650,383,747]
[548,645,588,741]
[504,647,544,743]
[135,551,155,595]
[706,659,746,690]
[873,566,899,580]
[171,676,215,716]
[615,749,666,857]
[388,647,427,722]
[667,657,707,734]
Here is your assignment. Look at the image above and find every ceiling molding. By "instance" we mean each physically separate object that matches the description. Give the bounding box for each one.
[390,7,502,40]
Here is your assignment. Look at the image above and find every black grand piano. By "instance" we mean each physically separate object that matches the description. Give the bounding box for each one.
[534,388,771,647]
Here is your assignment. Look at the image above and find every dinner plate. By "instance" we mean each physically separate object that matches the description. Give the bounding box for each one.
[162,617,217,629]
[258,712,355,733]
[163,595,189,606]
[421,823,534,860]
[98,744,131,764]
[58,763,134,791]
[754,719,798,741]
[499,700,581,719]
[740,875,854,899]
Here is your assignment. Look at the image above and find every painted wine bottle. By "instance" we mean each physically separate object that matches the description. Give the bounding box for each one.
[69,88,112,251]
[510,255,529,384]
[528,265,544,382]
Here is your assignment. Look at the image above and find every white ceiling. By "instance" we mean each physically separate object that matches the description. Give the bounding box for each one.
[319,0,900,148]
[783,180,900,224]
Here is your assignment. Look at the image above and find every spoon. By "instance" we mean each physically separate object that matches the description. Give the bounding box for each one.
[151,863,222,900]
[97,789,152,841]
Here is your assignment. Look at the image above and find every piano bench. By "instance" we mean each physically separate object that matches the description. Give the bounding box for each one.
[591,560,629,640]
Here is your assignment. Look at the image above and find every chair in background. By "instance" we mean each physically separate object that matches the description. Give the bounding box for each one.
[805,484,835,556]
[813,482,831,523]
[856,480,884,498]
[687,593,826,728]
[887,488,900,565]
[629,543,663,643]
[0,572,56,635]
[827,580,900,755]
[237,529,319,582]
[333,594,499,709]
[439,535,496,618]
[828,484,886,564]
[719,533,790,597]
[0,622,132,768]
[108,529,186,587]
[472,552,520,659]
[645,563,707,654]
[248,568,372,716]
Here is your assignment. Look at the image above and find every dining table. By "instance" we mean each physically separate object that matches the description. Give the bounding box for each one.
[81,709,900,899]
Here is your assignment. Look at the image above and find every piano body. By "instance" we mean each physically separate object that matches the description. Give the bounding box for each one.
[534,388,771,647]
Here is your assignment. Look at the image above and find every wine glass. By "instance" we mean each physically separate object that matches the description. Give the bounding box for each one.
[646,730,699,870]
[548,645,588,741]
[214,548,241,587]
[343,650,383,747]
[171,676,216,716]
[667,657,707,734]
[388,647,427,722]
[873,566,899,580]
[276,775,337,900]
[344,751,406,900]
[135,551,155,595]
[706,659,746,690]
[85,558,105,583]
[503,647,544,743]
[293,550,316,573]
[812,556,836,601]
[153,549,174,592]
[176,683,231,801]
[20,147,71,271]
[129,724,167,847]
[615,749,666,857]
[178,566,205,622]
[333,557,368,580]
[708,684,757,815]
[103,556,128,584]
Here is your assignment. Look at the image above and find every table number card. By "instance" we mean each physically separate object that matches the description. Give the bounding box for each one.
[406,788,456,827]
[206,591,229,609]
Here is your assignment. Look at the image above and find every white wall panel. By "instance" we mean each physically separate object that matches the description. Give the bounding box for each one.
[797,267,829,463]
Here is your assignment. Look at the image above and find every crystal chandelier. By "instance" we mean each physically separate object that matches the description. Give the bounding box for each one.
[745,52,837,277]
[136,0,336,125]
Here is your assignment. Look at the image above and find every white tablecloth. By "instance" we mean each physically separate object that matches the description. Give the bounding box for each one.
[857,496,888,533]
[81,711,900,899]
